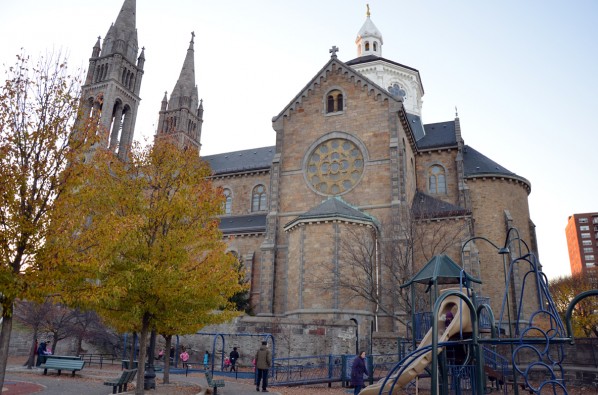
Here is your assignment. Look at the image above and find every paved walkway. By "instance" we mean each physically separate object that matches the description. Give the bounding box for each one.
[3,365,282,395]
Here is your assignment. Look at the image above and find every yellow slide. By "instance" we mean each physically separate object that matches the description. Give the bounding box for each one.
[359,290,472,395]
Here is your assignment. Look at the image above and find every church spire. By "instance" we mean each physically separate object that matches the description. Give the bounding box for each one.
[156,32,202,154]
[77,0,143,161]
[356,4,383,57]
[168,32,197,112]
[101,0,138,63]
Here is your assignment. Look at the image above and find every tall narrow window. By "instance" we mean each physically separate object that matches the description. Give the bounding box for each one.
[252,185,267,212]
[327,95,335,113]
[428,165,447,194]
[365,42,370,51]
[223,188,232,215]
[325,89,344,113]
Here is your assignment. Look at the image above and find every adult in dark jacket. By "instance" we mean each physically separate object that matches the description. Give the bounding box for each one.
[254,341,272,392]
[36,342,48,367]
[350,351,369,395]
[229,347,240,372]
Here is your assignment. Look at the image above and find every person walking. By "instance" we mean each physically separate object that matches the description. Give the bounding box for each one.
[180,349,190,368]
[350,351,369,395]
[254,341,272,392]
[229,347,240,373]
[203,350,210,370]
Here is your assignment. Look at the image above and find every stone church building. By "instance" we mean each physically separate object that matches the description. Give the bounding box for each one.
[78,0,538,341]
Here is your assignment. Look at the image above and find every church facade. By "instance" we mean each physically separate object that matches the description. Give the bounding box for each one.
[79,1,538,335]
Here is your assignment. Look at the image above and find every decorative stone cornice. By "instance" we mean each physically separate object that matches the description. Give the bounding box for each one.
[466,174,532,194]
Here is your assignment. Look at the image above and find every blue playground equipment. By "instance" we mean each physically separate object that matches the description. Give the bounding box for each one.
[360,227,598,395]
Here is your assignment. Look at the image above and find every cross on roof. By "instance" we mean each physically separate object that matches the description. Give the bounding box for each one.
[329,46,339,58]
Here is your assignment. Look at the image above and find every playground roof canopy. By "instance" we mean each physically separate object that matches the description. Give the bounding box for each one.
[401,254,482,288]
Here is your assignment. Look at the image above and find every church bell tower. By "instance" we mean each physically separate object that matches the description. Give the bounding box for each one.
[78,0,144,160]
[155,32,203,154]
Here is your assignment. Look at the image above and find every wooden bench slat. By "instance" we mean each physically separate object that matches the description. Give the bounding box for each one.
[104,369,137,394]
[42,359,85,377]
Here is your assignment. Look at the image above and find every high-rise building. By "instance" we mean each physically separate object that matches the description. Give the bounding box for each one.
[565,212,598,276]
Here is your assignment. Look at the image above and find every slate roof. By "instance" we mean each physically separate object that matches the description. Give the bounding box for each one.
[346,55,420,74]
[416,121,457,150]
[219,214,267,235]
[345,55,424,94]
[202,146,275,175]
[402,254,481,287]
[284,197,376,230]
[412,191,470,219]
[463,145,530,187]
[406,113,426,141]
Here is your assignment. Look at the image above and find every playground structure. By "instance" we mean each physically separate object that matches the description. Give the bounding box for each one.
[359,227,598,395]
[118,227,597,393]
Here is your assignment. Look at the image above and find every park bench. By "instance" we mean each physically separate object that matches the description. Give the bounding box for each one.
[205,371,225,394]
[104,368,138,394]
[42,357,85,376]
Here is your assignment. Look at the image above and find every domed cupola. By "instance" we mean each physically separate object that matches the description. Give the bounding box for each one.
[355,4,383,57]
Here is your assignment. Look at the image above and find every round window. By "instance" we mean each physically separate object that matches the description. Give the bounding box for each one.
[306,138,364,195]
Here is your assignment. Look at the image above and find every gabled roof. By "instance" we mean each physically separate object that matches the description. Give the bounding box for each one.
[416,121,457,150]
[463,145,531,190]
[284,196,376,231]
[402,254,481,287]
[273,55,402,122]
[219,214,267,235]
[412,191,470,219]
[202,146,275,175]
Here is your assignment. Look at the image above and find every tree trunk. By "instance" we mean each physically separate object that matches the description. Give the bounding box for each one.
[76,335,83,354]
[163,335,172,384]
[128,332,137,367]
[0,306,15,391]
[50,334,58,356]
[25,329,38,368]
[135,316,150,395]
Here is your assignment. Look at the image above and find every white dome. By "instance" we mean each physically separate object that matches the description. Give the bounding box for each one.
[356,16,383,44]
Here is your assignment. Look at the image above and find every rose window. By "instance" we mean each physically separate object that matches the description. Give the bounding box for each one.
[306,138,364,195]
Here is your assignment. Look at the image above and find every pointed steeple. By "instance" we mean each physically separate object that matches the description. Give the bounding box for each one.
[77,0,143,161]
[92,36,101,57]
[101,0,138,63]
[155,32,202,154]
[168,32,198,111]
[356,4,383,57]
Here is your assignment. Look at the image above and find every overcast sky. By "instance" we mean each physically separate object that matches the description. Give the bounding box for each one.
[1,0,596,280]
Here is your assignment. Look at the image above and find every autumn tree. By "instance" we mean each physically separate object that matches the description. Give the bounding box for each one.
[46,140,245,394]
[549,271,598,338]
[0,52,97,388]
[333,200,469,330]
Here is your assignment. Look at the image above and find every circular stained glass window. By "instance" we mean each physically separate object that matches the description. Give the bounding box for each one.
[306,138,364,195]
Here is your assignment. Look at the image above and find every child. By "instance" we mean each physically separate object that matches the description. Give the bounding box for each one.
[223,357,231,371]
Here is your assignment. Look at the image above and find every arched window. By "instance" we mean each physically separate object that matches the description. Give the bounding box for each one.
[325,89,344,113]
[327,95,335,113]
[373,42,378,51]
[428,165,447,194]
[365,41,370,51]
[223,188,232,215]
[251,184,267,212]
